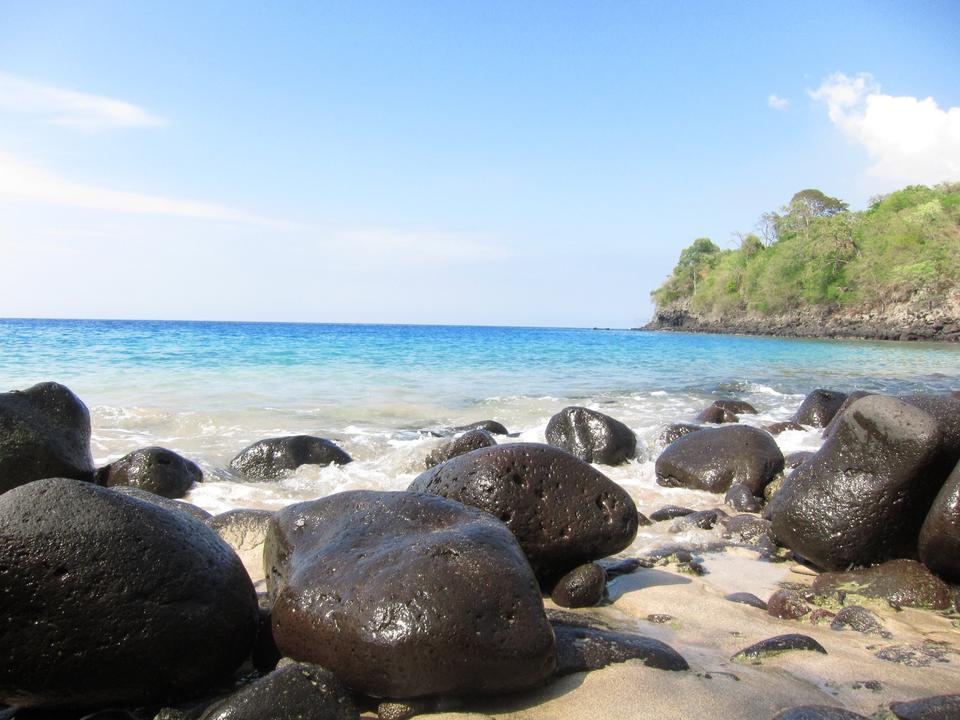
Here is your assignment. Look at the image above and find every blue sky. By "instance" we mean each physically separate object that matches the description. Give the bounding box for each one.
[2,1,958,327]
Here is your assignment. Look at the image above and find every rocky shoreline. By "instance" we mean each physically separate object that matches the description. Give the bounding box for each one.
[1,382,959,719]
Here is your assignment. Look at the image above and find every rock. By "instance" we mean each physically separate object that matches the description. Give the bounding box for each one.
[784,451,814,469]
[0,478,258,708]
[550,563,606,608]
[766,421,806,435]
[377,699,435,720]
[720,515,775,549]
[648,505,695,522]
[423,429,496,469]
[199,662,357,720]
[95,446,202,499]
[552,620,688,675]
[899,394,960,466]
[265,490,556,698]
[767,590,810,620]
[110,486,212,521]
[713,399,758,415]
[545,406,637,465]
[822,391,873,438]
[725,592,768,610]
[830,606,891,638]
[207,509,274,586]
[0,382,94,493]
[636,511,652,526]
[811,559,952,610]
[918,461,960,581]
[658,423,703,446]
[890,694,960,720]
[409,443,638,581]
[695,405,739,424]
[772,707,870,720]
[732,634,827,662]
[791,389,848,428]
[452,420,508,435]
[229,436,351,480]
[766,396,944,570]
[655,425,784,495]
[252,608,281,674]
[876,642,953,667]
[669,508,728,532]
[725,483,763,512]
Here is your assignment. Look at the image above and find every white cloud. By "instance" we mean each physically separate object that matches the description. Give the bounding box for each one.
[768,94,790,111]
[810,72,960,185]
[0,71,165,129]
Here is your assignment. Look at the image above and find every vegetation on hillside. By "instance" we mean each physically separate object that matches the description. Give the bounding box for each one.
[652,183,960,316]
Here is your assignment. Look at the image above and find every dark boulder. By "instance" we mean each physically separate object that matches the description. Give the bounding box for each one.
[655,425,784,494]
[772,708,869,720]
[669,508,727,532]
[767,396,944,570]
[0,478,258,708]
[657,423,703,446]
[811,559,952,610]
[725,483,763,512]
[265,491,556,698]
[550,563,606,608]
[713,399,758,415]
[423,429,495,469]
[720,515,775,550]
[822,391,873,438]
[95,446,202,499]
[199,662,357,720]
[545,406,637,465]
[890,695,960,720]
[0,382,94,493]
[695,405,739,424]
[918,461,960,581]
[648,505,694,522]
[791,389,848,428]
[732,634,826,662]
[230,436,351,480]
[452,420,508,435]
[899,394,960,474]
[551,617,688,675]
[409,443,638,581]
[110,486,212,521]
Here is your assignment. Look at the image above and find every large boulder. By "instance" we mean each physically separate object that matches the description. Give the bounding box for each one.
[265,491,556,699]
[408,443,638,581]
[545,406,637,465]
[655,425,783,495]
[230,436,351,480]
[918,461,960,581]
[791,389,848,428]
[822,391,873,438]
[900,394,960,470]
[0,382,94,493]
[423,429,496,469]
[95,446,202,499]
[0,479,258,708]
[767,396,944,570]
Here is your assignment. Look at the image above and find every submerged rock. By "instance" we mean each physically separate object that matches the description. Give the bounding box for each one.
[409,443,638,581]
[550,562,606,608]
[791,389,848,428]
[230,436,351,480]
[423,429,496,469]
[0,381,94,493]
[890,694,960,720]
[918,461,960,582]
[265,490,556,698]
[655,425,783,495]
[0,478,258,708]
[545,406,637,465]
[95,446,202,499]
[732,634,826,662]
[811,559,952,610]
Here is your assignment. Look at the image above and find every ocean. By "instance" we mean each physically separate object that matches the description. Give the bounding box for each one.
[2,319,958,541]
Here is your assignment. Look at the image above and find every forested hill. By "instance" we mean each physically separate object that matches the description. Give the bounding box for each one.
[645,183,960,342]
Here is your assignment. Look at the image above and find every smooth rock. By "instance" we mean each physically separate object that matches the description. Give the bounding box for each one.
[265,490,556,698]
[550,563,606,608]
[695,405,739,424]
[423,429,496,469]
[545,406,637,465]
[822,391,873,438]
[791,389,849,428]
[230,436,351,480]
[918,460,960,581]
[552,620,688,675]
[95,446,201,499]
[452,420,508,435]
[0,382,94,493]
[890,694,960,720]
[0,478,258,708]
[725,483,763,512]
[409,443,638,581]
[811,559,952,610]
[110,486,212,521]
[657,423,703,446]
[648,505,695,522]
[655,425,784,494]
[733,634,827,662]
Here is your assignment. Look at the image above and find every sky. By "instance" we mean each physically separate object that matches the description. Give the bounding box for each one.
[1,1,958,327]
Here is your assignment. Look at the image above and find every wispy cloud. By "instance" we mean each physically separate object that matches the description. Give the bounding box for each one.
[810,72,960,184]
[0,71,165,129]
[0,149,289,227]
[767,94,790,111]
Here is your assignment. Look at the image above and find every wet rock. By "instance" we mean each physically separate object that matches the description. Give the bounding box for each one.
[725,483,763,512]
[732,634,827,662]
[649,505,694,522]
[767,396,944,570]
[830,606,891,638]
[0,382,94,493]
[899,394,960,467]
[669,508,728,532]
[655,425,784,494]
[783,451,814,469]
[110,486,212,521]
[720,515,775,550]
[772,707,870,720]
[647,614,673,624]
[252,608,281,674]
[767,590,811,620]
[265,490,556,698]
[0,478,258,708]
[713,399,758,415]
[875,642,953,667]
[377,699,435,720]
[791,389,848,428]
[890,694,960,720]
[725,592,768,610]
[766,421,806,435]
[600,556,650,580]
[452,420,508,435]
[423,429,496,469]
[550,563,606,608]
[695,405,739,424]
[919,461,960,581]
[229,436,351,480]
[811,559,952,610]
[545,406,637,465]
[409,443,638,581]
[822,391,873,438]
[199,662,357,720]
[95,446,202,499]
[657,423,703,446]
[636,511,652,526]
[207,509,273,586]
[552,620,688,675]
[809,608,837,625]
